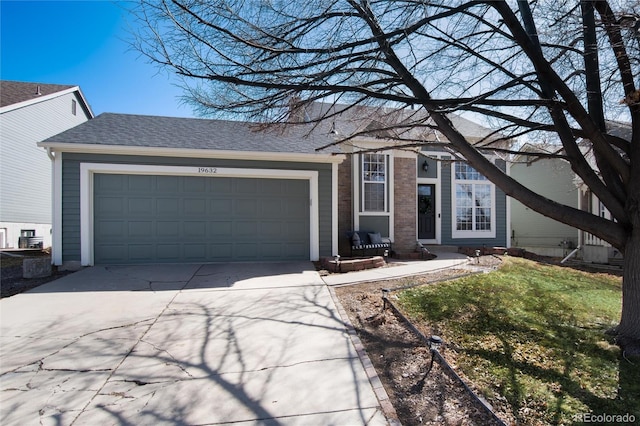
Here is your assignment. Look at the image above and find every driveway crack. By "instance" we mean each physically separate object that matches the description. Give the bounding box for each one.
[69,265,203,425]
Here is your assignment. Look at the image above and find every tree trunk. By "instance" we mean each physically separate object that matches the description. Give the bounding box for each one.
[617,225,640,357]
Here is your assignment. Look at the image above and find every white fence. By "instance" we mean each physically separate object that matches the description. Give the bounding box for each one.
[582,232,612,247]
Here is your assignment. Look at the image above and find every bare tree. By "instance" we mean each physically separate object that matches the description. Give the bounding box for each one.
[131,0,640,353]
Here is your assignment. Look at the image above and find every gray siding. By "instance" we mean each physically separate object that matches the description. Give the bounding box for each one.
[440,159,508,247]
[510,158,579,247]
[61,153,334,262]
[1,91,89,223]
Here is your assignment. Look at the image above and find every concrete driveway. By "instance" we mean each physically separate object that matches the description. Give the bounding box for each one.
[0,262,387,425]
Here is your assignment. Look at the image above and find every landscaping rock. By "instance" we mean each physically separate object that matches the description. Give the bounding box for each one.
[23,257,52,279]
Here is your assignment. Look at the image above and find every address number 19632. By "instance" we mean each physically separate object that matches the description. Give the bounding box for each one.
[198,167,218,174]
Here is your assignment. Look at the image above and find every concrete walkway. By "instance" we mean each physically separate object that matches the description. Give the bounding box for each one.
[0,252,470,425]
[322,250,471,286]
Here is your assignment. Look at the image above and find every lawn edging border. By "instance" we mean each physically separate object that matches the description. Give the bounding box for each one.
[382,290,508,426]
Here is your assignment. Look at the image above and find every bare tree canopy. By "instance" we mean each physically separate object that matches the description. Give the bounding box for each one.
[131,1,640,350]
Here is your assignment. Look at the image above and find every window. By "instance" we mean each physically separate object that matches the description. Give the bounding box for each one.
[362,153,387,212]
[453,162,494,238]
[72,99,77,115]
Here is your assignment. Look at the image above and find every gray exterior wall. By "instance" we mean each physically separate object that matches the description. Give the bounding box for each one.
[61,153,334,262]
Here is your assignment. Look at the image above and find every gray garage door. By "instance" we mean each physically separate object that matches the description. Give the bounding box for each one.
[93,174,310,264]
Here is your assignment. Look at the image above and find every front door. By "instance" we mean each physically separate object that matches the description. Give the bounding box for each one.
[418,184,436,239]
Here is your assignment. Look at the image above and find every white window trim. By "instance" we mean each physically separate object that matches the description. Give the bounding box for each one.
[79,163,319,265]
[451,161,496,239]
[352,152,394,240]
[361,153,388,213]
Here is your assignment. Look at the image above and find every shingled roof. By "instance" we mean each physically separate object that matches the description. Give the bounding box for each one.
[41,112,340,155]
[0,80,76,108]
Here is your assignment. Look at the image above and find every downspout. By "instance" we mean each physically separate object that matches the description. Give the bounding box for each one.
[45,148,63,266]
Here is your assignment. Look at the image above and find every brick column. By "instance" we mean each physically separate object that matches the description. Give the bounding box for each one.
[393,157,417,254]
[337,156,353,255]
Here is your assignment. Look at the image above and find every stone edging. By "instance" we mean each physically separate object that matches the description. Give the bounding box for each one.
[327,286,402,426]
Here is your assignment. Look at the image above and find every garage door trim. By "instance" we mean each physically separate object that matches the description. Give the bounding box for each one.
[80,163,319,265]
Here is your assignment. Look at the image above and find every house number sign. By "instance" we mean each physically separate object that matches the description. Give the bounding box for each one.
[197,167,218,174]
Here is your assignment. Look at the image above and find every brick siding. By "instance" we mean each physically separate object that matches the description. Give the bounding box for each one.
[393,157,417,254]
[337,156,353,255]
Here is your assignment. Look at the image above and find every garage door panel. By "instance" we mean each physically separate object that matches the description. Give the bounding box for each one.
[128,175,153,191]
[211,199,233,214]
[210,243,233,260]
[261,179,284,194]
[235,221,258,237]
[236,179,258,193]
[95,244,127,263]
[94,174,310,264]
[128,198,153,215]
[287,199,309,217]
[96,197,124,214]
[184,221,206,237]
[262,199,283,216]
[128,244,154,262]
[184,244,207,261]
[183,176,207,192]
[184,198,207,215]
[156,175,180,192]
[157,199,179,215]
[260,221,283,238]
[95,220,125,238]
[210,221,233,237]
[157,221,180,237]
[157,244,180,260]
[211,177,232,193]
[235,199,258,216]
[234,243,259,260]
[96,174,125,191]
[285,221,308,237]
[129,221,153,238]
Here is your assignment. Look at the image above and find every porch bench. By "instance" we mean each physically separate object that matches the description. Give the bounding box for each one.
[346,231,391,257]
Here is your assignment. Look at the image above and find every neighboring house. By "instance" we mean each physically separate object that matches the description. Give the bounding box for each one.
[509,120,628,265]
[0,81,93,249]
[574,121,630,265]
[509,144,580,257]
[38,103,510,267]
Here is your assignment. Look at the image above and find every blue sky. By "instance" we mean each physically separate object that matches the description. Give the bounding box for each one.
[1,0,195,118]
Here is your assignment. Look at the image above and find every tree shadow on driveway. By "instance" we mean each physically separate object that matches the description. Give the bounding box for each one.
[0,262,384,425]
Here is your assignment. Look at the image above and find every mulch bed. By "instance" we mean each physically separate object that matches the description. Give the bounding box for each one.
[334,256,506,425]
[1,252,73,298]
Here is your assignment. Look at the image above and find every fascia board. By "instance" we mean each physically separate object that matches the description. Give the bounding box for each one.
[37,142,346,164]
[75,87,95,118]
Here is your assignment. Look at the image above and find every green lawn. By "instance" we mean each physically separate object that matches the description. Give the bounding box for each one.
[397,257,640,425]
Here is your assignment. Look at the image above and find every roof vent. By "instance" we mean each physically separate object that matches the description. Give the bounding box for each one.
[35,85,42,96]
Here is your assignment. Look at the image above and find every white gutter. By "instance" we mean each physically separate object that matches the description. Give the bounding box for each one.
[38,142,346,164]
